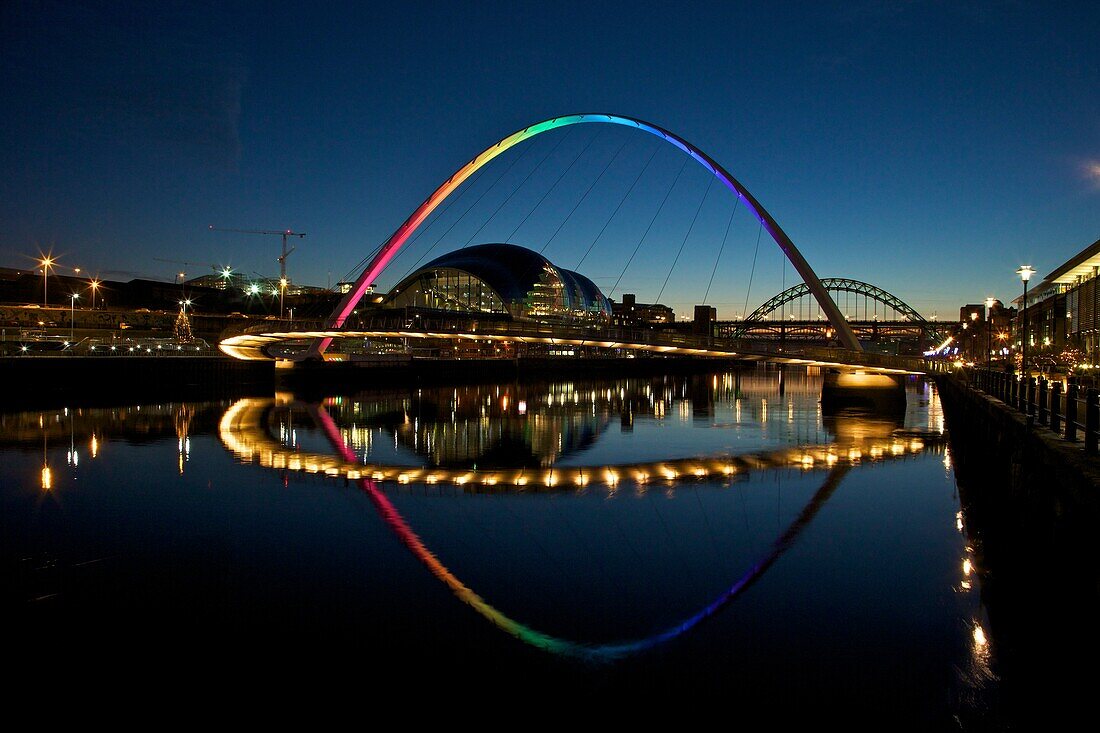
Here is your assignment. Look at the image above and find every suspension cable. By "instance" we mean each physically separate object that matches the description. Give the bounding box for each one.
[575,143,661,270]
[539,138,630,255]
[741,222,764,320]
[391,136,543,282]
[338,167,478,286]
[608,156,688,299]
[462,127,574,248]
[656,177,713,305]
[505,127,603,244]
[703,196,739,305]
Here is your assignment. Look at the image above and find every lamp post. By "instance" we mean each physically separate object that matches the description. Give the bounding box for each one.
[69,293,79,343]
[279,277,288,319]
[970,312,978,361]
[1017,266,1034,377]
[89,279,100,310]
[985,296,995,370]
[40,255,54,307]
[1017,266,1035,420]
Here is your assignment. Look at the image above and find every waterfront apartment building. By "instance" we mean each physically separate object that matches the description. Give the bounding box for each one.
[1014,237,1100,364]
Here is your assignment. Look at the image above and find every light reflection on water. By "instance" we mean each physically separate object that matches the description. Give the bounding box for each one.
[1,368,989,717]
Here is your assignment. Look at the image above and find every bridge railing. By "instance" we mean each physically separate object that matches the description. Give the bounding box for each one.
[232,310,928,374]
[970,368,1100,454]
[234,310,929,372]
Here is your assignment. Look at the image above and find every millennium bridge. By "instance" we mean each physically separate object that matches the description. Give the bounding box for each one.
[219,113,939,375]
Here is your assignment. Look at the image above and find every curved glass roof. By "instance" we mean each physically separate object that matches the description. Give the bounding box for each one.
[391,243,609,315]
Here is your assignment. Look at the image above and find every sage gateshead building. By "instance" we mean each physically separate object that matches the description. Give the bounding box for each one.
[381,243,612,324]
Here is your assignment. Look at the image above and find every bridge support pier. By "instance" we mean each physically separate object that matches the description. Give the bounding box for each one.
[821,369,906,414]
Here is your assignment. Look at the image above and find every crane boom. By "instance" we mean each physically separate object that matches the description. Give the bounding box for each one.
[207,226,306,281]
[154,257,227,283]
[154,257,220,269]
[208,227,307,237]
[209,225,307,318]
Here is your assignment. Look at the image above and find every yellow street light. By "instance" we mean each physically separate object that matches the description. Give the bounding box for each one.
[39,254,55,307]
[70,293,79,342]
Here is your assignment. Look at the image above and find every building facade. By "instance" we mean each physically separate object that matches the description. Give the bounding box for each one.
[382,243,611,324]
[611,293,675,326]
[1014,237,1100,366]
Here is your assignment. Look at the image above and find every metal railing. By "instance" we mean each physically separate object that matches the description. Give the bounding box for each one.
[970,369,1099,454]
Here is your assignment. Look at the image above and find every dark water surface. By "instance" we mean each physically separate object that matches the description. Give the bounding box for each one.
[2,367,999,720]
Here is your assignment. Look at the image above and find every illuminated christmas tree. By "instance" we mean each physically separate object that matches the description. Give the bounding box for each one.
[174,308,193,343]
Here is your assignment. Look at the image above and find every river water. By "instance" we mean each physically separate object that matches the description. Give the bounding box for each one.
[2,366,1002,721]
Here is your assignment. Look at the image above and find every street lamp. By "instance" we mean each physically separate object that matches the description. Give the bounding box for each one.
[970,312,978,361]
[89,279,100,310]
[279,277,288,319]
[69,293,79,343]
[39,255,55,307]
[1017,266,1034,378]
[985,296,995,370]
[1017,266,1035,419]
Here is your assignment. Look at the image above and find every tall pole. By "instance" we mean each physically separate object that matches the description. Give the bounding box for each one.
[985,296,994,371]
[70,294,76,342]
[279,233,289,320]
[1022,279,1028,377]
[280,233,288,283]
[1018,266,1034,379]
[40,256,53,307]
[970,312,978,360]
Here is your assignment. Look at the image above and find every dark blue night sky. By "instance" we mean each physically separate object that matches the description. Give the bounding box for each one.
[1,1,1097,318]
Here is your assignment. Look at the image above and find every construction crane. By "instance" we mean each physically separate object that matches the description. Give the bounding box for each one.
[208,226,306,318]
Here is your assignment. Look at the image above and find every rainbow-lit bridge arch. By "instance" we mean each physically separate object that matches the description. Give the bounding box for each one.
[308,113,862,358]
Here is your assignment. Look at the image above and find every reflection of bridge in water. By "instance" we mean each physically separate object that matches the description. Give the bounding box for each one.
[218,395,942,660]
[221,396,934,487]
[303,373,829,469]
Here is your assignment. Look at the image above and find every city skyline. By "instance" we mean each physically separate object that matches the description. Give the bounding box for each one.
[1,1,1097,319]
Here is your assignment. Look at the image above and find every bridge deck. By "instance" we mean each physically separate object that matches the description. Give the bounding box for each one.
[219,316,928,373]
